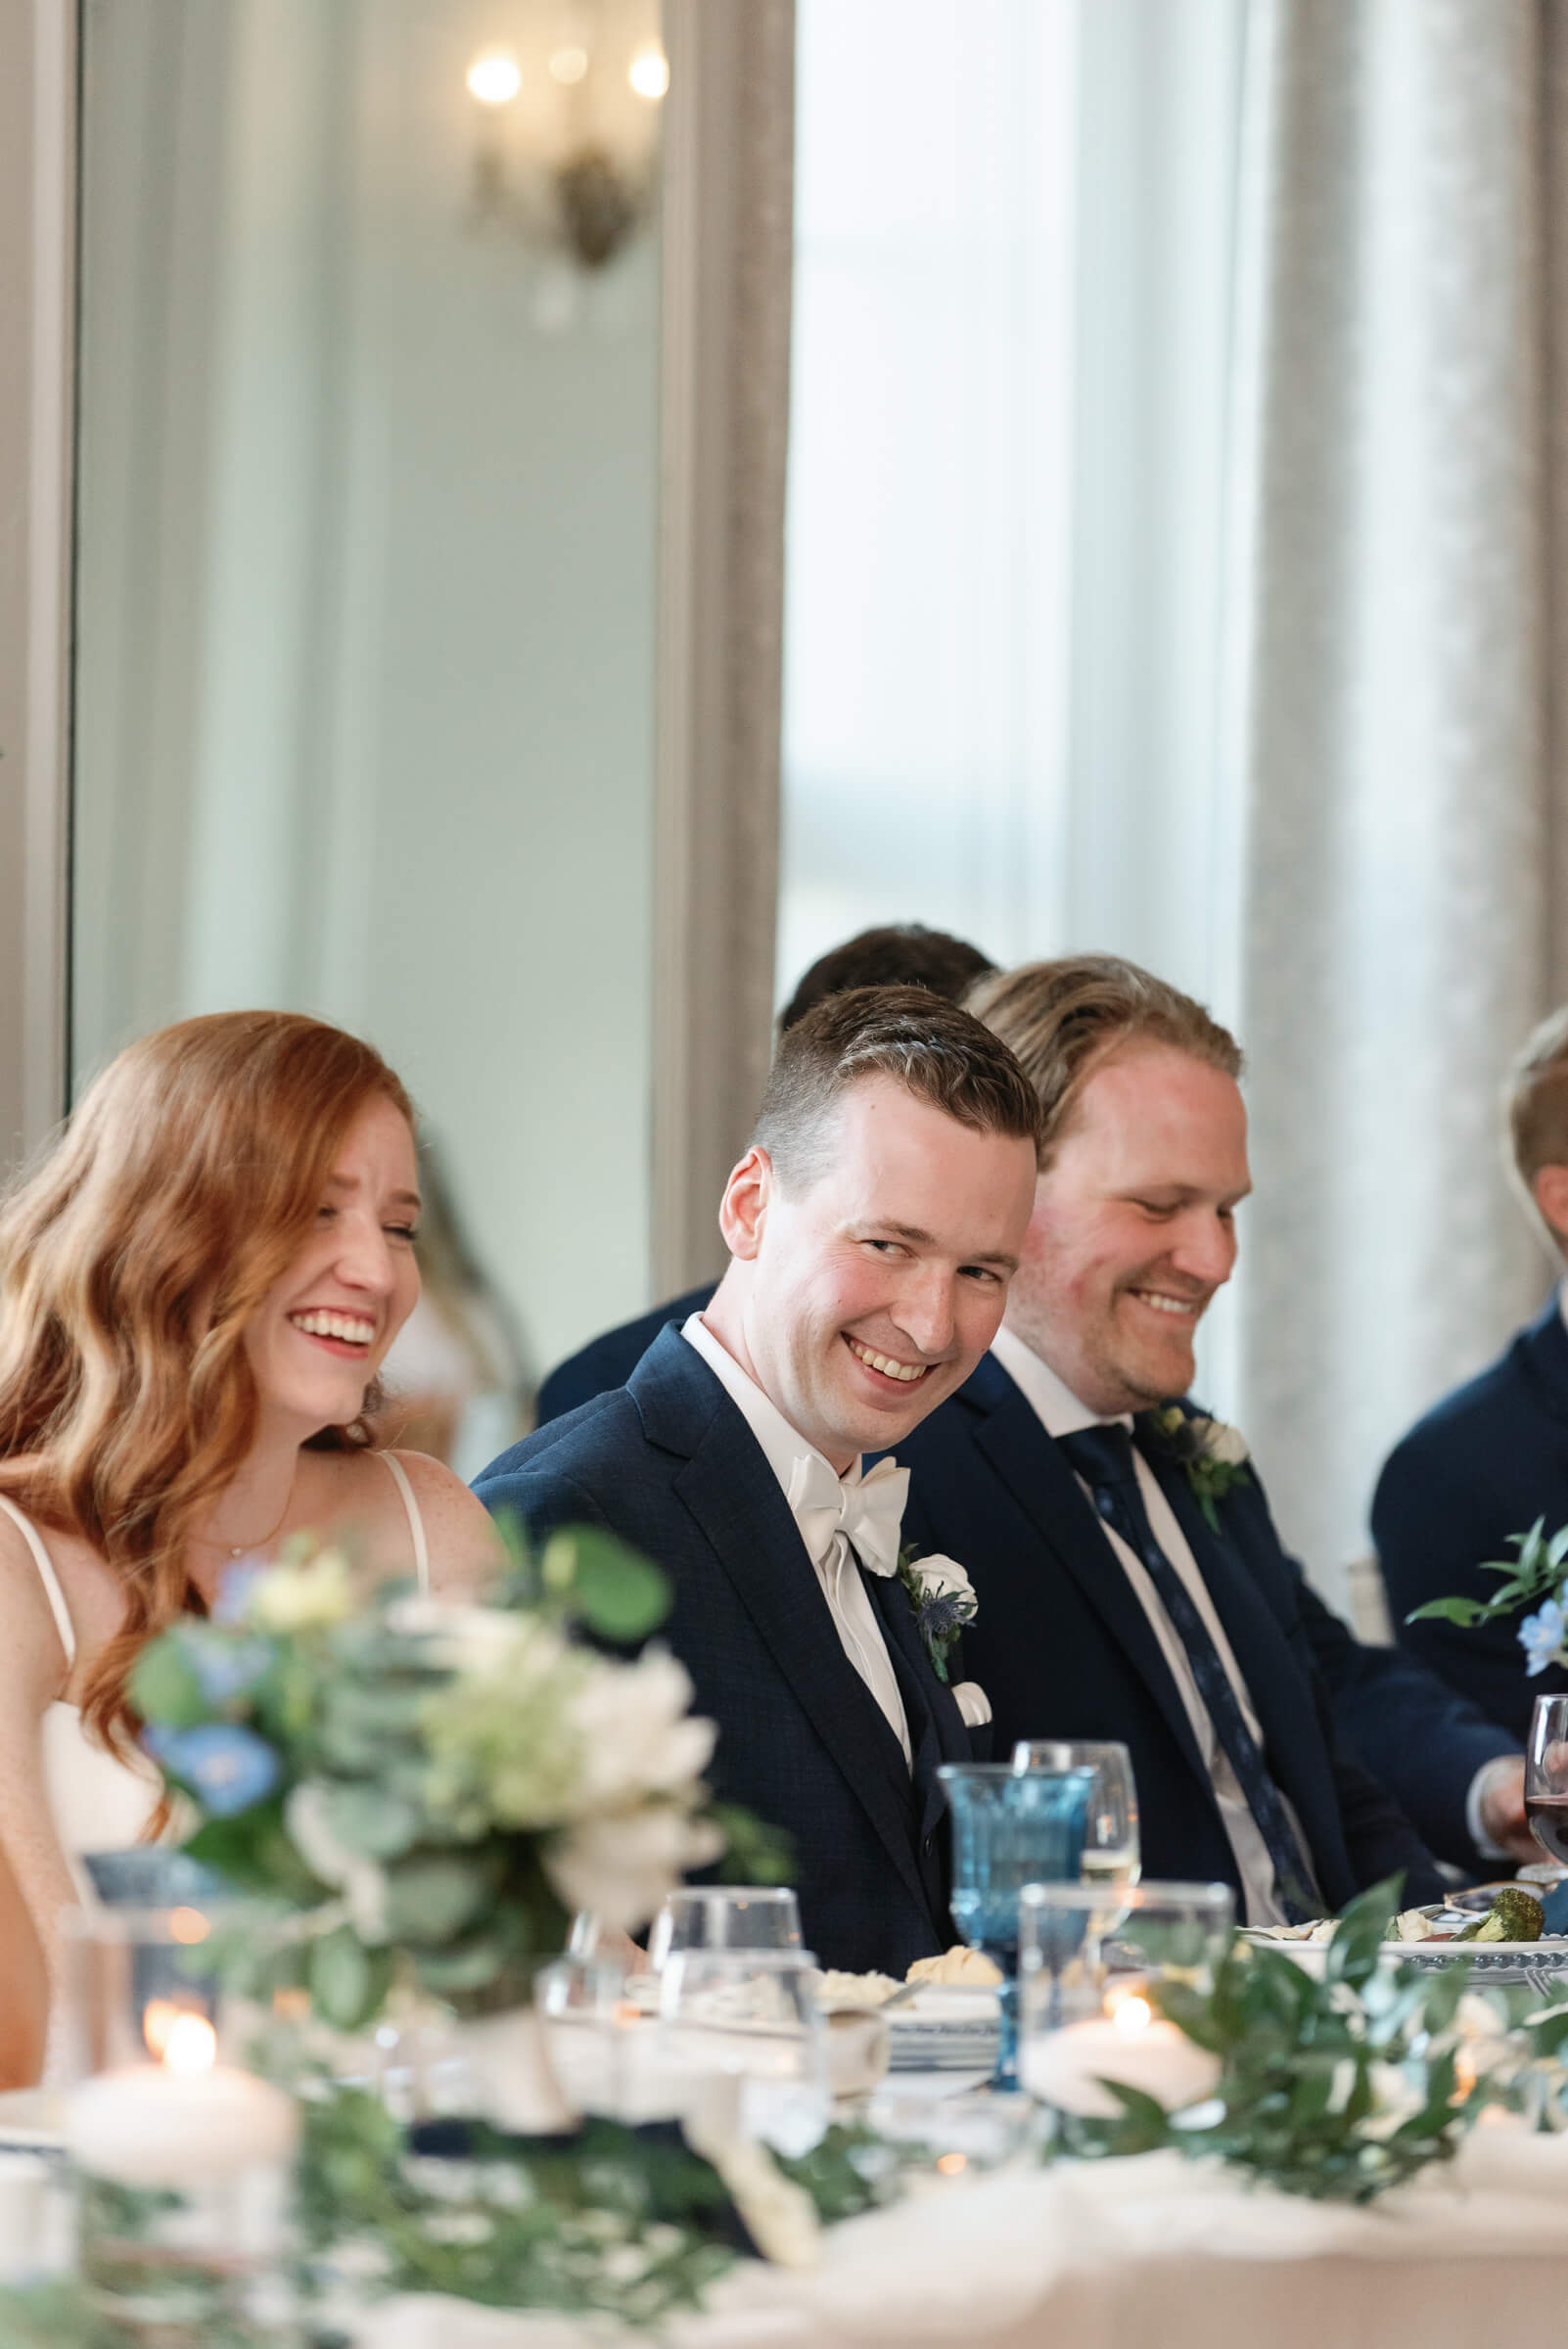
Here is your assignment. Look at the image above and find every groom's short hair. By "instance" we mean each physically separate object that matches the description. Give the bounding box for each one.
[967,955,1242,1169]
[754,986,1044,1191]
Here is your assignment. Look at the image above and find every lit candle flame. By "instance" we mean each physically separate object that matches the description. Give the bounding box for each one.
[627,42,669,100]
[162,2012,217,2076]
[1112,1994,1153,2039]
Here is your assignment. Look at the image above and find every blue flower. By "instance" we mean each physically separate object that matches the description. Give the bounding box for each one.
[211,1557,270,1626]
[182,1628,272,1708]
[142,1723,281,1816]
[1519,1599,1566,1677]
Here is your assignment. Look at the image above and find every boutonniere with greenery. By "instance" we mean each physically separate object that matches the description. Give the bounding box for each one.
[1139,1405,1252,1532]
[895,1547,977,1685]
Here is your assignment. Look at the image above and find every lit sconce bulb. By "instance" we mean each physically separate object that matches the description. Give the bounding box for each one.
[467,48,523,107]
[627,41,669,100]
[1111,1993,1153,2040]
[549,43,589,84]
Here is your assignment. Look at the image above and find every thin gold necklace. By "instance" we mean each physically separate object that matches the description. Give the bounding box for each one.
[196,1468,297,1562]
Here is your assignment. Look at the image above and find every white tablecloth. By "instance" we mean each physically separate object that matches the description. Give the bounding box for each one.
[350,2118,1568,2349]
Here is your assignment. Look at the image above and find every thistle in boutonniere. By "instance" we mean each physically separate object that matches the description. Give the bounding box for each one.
[895,1546,977,1684]
[1140,1405,1252,1533]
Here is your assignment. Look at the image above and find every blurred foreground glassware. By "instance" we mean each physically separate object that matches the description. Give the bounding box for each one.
[1010,1740,1140,1887]
[937,1760,1093,2092]
[60,1902,299,2342]
[659,1948,829,2156]
[1017,1878,1233,2121]
[647,1886,802,1971]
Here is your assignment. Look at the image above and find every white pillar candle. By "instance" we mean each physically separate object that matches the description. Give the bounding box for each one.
[66,2014,298,2190]
[0,2152,50,2279]
[1021,2006,1221,2119]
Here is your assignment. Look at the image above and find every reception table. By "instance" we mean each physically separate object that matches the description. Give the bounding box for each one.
[347,2118,1568,2349]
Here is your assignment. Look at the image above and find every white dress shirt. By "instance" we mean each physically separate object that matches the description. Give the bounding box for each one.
[990,1325,1299,1925]
[681,1315,913,1766]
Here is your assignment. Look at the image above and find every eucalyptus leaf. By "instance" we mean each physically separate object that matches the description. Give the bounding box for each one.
[321,1782,422,1860]
[381,1853,493,1945]
[541,1525,670,1642]
[127,1635,208,1728]
[308,1925,392,2029]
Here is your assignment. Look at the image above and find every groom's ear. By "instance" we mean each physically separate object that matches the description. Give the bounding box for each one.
[718,1146,774,1261]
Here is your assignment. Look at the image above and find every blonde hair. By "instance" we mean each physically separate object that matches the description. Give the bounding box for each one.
[1508,1003,1568,1188]
[966,955,1242,1166]
[0,1011,414,1765]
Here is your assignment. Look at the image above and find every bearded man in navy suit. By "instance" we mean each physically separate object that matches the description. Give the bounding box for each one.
[1378,1002,1568,1741]
[899,957,1517,1920]
[475,988,1042,1974]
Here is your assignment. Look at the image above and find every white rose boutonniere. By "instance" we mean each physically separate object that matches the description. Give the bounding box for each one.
[896,1548,978,1685]
[1140,1405,1252,1533]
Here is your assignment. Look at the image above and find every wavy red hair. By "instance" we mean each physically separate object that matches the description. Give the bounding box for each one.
[0,1011,415,1765]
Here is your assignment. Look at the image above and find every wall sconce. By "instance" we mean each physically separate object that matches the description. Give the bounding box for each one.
[465,14,668,279]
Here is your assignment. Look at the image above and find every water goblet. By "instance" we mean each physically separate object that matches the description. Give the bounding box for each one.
[936,1760,1094,2091]
[658,1947,829,2156]
[646,1885,802,1971]
[1011,1740,1140,1888]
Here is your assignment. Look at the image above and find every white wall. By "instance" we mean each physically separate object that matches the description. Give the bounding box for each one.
[71,0,662,1382]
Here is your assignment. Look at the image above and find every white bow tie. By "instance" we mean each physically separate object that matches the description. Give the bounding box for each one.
[785,1451,910,1579]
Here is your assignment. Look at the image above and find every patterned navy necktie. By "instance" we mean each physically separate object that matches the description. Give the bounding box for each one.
[1057,1419,1321,1924]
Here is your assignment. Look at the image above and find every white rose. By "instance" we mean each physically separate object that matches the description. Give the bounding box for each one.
[285,1781,391,1943]
[248,1548,356,1633]
[382,1596,527,1677]
[564,1645,717,1815]
[545,1807,725,1934]
[952,1681,992,1727]
[908,1553,976,1606]
[1204,1420,1250,1467]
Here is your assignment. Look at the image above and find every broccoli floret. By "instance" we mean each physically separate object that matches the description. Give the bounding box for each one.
[1455,1887,1545,1943]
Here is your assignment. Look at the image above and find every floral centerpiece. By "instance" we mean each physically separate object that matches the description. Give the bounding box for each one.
[130,1521,783,2029]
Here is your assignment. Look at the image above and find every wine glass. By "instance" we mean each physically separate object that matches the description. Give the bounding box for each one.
[658,1948,829,2156]
[1011,1741,1140,1888]
[1525,1694,1568,1866]
[936,1760,1094,2092]
[647,1886,802,1972]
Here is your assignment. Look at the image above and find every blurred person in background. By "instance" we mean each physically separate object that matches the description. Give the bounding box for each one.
[374,1136,530,1482]
[1377,1003,1568,1741]
[535,923,996,1423]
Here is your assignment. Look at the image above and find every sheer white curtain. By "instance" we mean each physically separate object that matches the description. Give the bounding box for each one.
[781,0,1567,1604]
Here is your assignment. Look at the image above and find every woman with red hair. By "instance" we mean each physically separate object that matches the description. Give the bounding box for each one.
[0,1010,499,2082]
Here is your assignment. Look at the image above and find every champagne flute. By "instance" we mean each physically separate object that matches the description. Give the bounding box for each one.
[1012,1740,1140,1888]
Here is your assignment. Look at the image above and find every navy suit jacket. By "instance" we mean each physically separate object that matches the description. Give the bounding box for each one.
[897,1355,1447,1912]
[476,1327,972,1975]
[536,1283,717,1425]
[1376,1295,1568,1742]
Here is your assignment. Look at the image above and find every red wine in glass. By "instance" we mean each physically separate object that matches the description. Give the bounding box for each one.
[1526,1793,1568,1866]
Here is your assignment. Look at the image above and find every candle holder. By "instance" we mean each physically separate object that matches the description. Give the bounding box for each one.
[60,1903,300,2344]
[935,1761,1094,2092]
[1016,1878,1234,2121]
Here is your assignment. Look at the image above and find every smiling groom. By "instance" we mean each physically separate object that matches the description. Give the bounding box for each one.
[473,989,1043,1974]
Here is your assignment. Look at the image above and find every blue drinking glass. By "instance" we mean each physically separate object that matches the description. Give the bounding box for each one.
[937,1761,1094,2092]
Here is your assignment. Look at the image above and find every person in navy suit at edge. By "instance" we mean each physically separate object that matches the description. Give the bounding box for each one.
[474,987,1043,1975]
[1378,1001,1568,1744]
[533,924,996,1427]
[898,956,1522,1922]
